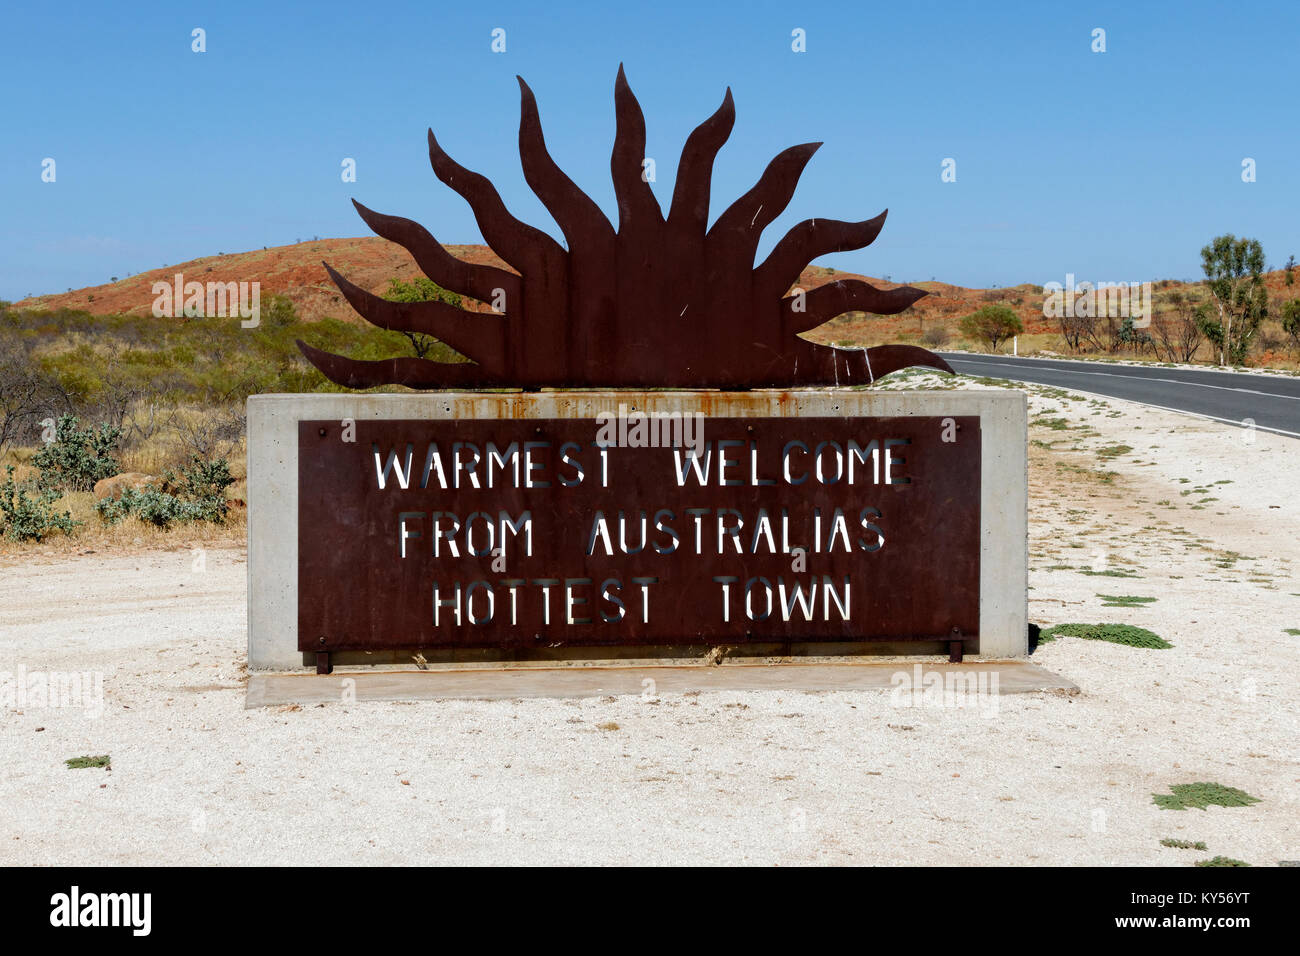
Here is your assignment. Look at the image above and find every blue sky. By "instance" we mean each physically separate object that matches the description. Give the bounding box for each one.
[2,0,1296,300]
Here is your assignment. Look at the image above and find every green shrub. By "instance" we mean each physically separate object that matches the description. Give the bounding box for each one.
[958,304,1023,352]
[98,487,204,526]
[31,415,121,492]
[260,293,298,329]
[1195,856,1249,867]
[0,466,79,542]
[170,456,233,505]
[96,456,234,528]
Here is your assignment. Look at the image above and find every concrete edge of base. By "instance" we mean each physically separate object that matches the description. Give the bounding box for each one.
[245,660,1075,708]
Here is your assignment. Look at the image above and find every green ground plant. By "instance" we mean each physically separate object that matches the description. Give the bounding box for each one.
[1079,567,1139,578]
[1195,856,1249,867]
[1038,623,1172,648]
[1153,782,1261,811]
[1097,594,1157,608]
[1160,838,1207,850]
[64,755,111,769]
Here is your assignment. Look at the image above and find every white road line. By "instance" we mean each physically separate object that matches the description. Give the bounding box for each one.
[944,364,1300,439]
[949,360,1300,401]
[1091,399,1300,439]
[943,352,1300,384]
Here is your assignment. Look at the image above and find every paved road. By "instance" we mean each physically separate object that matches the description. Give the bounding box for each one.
[936,353,1300,438]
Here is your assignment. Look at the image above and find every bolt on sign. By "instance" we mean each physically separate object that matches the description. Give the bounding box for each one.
[297,414,979,655]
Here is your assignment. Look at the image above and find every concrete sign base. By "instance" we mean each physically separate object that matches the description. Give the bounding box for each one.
[247,390,1027,670]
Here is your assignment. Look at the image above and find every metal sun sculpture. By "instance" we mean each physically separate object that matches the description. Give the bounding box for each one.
[297,66,953,389]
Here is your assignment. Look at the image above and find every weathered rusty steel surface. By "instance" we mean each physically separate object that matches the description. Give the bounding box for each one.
[296,66,951,389]
[298,415,980,652]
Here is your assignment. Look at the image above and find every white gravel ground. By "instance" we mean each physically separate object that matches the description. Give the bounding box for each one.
[1,385,1297,866]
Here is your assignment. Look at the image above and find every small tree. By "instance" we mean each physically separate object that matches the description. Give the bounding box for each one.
[1058,310,1099,353]
[1282,299,1300,355]
[382,278,462,359]
[1116,316,1152,352]
[1150,290,1206,363]
[1197,234,1268,365]
[0,333,50,453]
[959,304,1023,352]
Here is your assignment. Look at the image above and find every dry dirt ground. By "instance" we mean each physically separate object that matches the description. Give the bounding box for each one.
[1,381,1297,866]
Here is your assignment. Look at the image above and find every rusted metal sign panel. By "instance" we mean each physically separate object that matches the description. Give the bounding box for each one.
[297,67,952,390]
[298,416,980,652]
